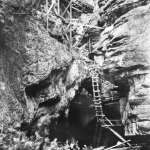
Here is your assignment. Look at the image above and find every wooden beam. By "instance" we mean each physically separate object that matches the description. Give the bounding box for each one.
[58,0,60,15]
[102,0,116,11]
[46,0,49,30]
[89,38,92,53]
[46,0,55,15]
[69,0,72,50]
[104,126,131,147]
[105,140,131,150]
[72,6,82,12]
[62,0,72,16]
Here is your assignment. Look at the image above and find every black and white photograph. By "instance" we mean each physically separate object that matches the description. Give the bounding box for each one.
[0,0,150,149]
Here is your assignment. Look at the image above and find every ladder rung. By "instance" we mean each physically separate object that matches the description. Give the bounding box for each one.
[94,97,101,99]
[93,91,100,93]
[94,99,101,101]
[93,102,102,105]
[92,85,99,88]
[94,90,100,92]
[94,103,102,106]
[94,104,102,107]
[95,109,103,112]
[92,80,99,82]
[92,83,99,86]
[92,86,99,88]
[95,110,103,113]
[93,97,101,100]
[94,95,101,98]
[94,106,103,109]
[93,90,100,92]
[93,98,101,100]
[96,115,104,117]
[93,99,101,102]
[94,102,102,105]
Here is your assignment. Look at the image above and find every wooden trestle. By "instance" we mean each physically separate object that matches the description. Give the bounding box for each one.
[90,64,131,148]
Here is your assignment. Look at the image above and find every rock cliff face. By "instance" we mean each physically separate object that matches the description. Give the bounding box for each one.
[96,0,150,135]
[0,2,89,128]
[1,0,150,142]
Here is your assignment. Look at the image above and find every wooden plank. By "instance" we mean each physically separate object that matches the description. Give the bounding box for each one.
[104,126,131,147]
[62,0,72,16]
[102,0,116,11]
[69,0,72,50]
[108,146,141,150]
[105,140,131,150]
[72,6,82,12]
[46,0,49,30]
[58,0,60,15]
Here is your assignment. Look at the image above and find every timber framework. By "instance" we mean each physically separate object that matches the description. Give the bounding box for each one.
[45,0,139,149]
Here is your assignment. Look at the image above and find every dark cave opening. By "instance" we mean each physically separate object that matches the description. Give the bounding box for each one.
[64,92,124,147]
[25,81,50,97]
[25,68,67,98]
[24,77,130,148]
[53,78,129,148]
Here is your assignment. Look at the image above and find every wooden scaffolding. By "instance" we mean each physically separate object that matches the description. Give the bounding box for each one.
[46,0,132,149]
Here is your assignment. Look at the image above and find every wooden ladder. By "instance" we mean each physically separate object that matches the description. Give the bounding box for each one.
[91,67,105,123]
[90,65,131,147]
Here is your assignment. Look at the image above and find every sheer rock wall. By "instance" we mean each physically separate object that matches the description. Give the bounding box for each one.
[96,0,150,135]
[0,11,89,126]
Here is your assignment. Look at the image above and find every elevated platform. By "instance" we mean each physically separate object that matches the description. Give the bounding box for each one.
[63,0,94,13]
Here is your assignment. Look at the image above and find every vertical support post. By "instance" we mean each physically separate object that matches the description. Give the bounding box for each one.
[89,38,92,53]
[46,0,49,30]
[58,0,60,15]
[36,46,39,72]
[69,0,72,50]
